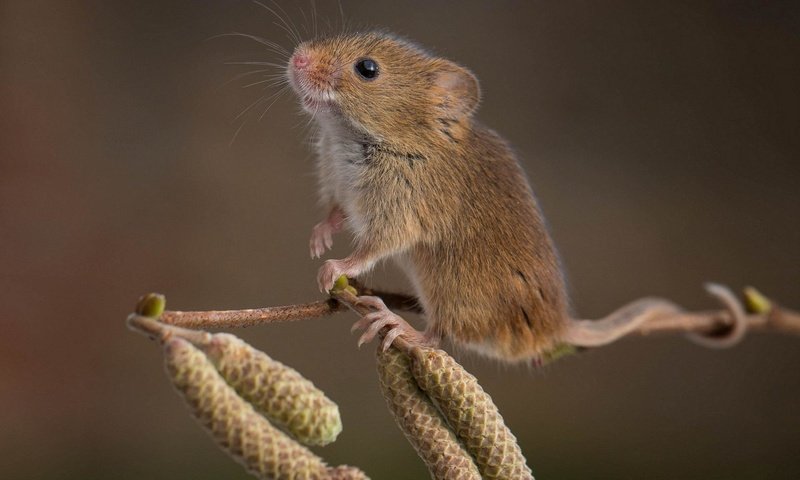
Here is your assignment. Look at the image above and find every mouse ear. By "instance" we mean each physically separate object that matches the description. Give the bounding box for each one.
[433,61,481,119]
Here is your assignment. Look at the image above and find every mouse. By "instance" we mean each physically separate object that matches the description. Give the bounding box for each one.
[286,31,680,363]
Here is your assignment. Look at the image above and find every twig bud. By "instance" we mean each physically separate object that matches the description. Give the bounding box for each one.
[201,333,342,446]
[331,275,359,296]
[135,293,165,318]
[376,347,481,480]
[743,286,772,314]
[408,347,534,480]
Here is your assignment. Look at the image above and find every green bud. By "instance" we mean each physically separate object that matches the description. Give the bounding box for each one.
[135,293,165,318]
[743,286,771,314]
[332,275,350,293]
[344,285,359,296]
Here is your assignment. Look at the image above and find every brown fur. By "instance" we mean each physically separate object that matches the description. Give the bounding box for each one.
[290,32,569,362]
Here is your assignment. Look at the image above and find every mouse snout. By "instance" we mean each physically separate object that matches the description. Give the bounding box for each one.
[288,48,340,112]
[292,53,310,70]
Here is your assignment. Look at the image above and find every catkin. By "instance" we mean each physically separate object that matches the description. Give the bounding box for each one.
[201,333,342,446]
[408,346,534,480]
[325,465,371,480]
[164,337,339,479]
[376,347,481,480]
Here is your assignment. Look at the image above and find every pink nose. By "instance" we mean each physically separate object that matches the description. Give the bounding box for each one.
[292,53,310,69]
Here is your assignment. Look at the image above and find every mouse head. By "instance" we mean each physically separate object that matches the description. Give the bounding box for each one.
[287,32,480,145]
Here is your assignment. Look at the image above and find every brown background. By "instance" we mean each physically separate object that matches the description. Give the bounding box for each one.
[1,1,799,479]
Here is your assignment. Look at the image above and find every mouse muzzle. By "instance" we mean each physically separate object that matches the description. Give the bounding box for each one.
[288,47,340,114]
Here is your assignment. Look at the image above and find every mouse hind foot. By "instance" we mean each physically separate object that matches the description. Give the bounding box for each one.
[351,295,431,351]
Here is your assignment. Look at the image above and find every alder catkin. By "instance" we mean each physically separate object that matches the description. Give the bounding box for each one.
[164,337,334,479]
[408,346,534,480]
[376,347,481,480]
[325,465,371,480]
[201,333,342,446]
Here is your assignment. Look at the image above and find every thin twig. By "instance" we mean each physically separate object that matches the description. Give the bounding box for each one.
[137,281,798,349]
[159,299,344,329]
[155,283,420,330]
[635,306,800,337]
[126,314,213,346]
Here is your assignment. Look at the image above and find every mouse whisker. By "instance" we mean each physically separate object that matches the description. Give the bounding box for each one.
[221,69,275,88]
[211,32,290,58]
[242,77,288,90]
[310,0,319,39]
[225,61,287,69]
[306,100,323,127]
[229,85,288,146]
[258,85,290,122]
[295,1,319,40]
[229,118,248,147]
[234,90,273,122]
[253,72,290,81]
[253,0,304,46]
[296,4,311,39]
[336,0,346,33]
[260,75,291,85]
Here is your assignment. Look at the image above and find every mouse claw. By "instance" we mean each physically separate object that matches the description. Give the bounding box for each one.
[355,312,396,347]
[351,311,381,334]
[317,260,343,293]
[354,295,386,310]
[309,221,335,259]
[351,295,424,350]
[381,327,405,352]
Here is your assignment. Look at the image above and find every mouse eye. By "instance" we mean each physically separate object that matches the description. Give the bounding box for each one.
[354,58,379,80]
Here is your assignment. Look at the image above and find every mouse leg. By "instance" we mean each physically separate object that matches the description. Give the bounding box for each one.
[309,205,345,259]
[317,256,367,293]
[317,199,423,292]
[316,242,387,292]
[351,295,432,351]
[347,280,423,314]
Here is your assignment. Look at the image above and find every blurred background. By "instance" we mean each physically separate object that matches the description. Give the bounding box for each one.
[1,1,798,478]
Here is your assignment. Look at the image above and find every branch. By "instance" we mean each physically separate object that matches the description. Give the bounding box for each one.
[155,279,419,330]
[605,284,798,349]
[635,290,800,338]
[127,282,798,480]
[159,299,344,329]
[150,281,798,351]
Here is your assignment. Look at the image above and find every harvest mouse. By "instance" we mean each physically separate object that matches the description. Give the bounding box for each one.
[287,32,682,363]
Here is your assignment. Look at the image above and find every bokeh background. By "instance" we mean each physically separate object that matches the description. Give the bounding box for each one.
[2,1,799,478]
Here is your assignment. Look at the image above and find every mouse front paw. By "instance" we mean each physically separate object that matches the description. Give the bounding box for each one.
[309,207,345,259]
[309,221,335,259]
[317,259,354,293]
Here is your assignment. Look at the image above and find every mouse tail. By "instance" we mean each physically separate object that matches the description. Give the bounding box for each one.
[562,297,682,347]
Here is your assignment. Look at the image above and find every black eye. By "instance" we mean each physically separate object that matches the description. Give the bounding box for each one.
[354,58,379,80]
